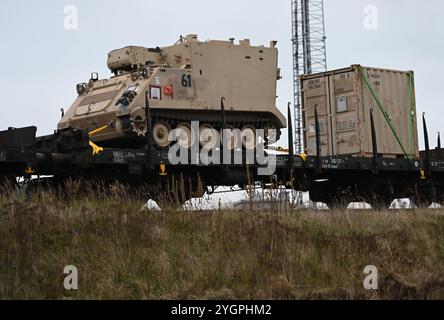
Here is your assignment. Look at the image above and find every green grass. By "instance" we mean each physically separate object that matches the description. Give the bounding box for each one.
[1,184,444,300]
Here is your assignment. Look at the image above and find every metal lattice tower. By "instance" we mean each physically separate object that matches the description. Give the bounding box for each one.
[291,0,327,153]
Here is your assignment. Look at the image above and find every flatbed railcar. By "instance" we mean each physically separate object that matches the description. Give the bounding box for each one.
[1,103,443,209]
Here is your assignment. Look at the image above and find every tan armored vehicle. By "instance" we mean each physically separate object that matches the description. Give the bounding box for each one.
[58,34,286,149]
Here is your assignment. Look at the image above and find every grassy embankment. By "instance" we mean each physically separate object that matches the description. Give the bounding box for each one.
[1,182,444,300]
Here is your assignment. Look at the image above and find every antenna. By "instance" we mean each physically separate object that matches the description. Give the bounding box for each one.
[291,0,328,153]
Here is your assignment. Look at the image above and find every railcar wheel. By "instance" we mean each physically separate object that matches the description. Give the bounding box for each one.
[412,182,436,208]
[368,197,393,211]
[324,198,349,210]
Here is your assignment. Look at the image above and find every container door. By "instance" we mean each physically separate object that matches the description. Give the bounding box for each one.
[330,71,361,156]
[360,67,419,158]
[303,77,331,156]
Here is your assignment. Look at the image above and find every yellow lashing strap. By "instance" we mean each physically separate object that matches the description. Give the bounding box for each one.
[298,153,308,162]
[276,147,289,152]
[88,126,107,156]
[89,125,108,137]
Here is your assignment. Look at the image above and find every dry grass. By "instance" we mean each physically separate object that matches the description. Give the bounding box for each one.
[1,182,444,300]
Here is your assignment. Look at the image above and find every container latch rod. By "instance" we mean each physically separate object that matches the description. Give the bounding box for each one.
[314,105,322,174]
[287,102,295,185]
[220,97,228,171]
[370,109,379,175]
[145,91,154,170]
[422,113,432,177]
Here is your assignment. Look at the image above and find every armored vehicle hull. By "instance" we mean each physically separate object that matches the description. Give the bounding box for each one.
[58,35,286,149]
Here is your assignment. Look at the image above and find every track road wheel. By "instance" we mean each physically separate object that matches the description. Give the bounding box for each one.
[176,123,196,149]
[153,122,171,148]
[264,123,278,143]
[221,126,239,150]
[241,126,257,151]
[199,124,219,150]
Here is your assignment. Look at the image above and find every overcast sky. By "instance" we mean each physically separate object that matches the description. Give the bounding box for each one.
[1,0,443,148]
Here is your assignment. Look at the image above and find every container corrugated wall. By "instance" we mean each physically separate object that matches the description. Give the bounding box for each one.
[301,65,419,159]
